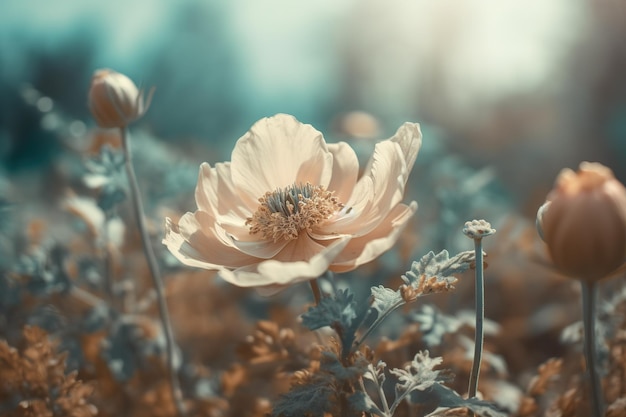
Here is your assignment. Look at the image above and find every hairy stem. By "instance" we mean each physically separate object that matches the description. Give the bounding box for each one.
[467,237,484,405]
[121,127,185,417]
[354,300,405,350]
[581,280,604,417]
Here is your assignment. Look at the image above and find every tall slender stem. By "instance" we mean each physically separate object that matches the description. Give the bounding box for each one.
[467,237,484,402]
[581,280,604,417]
[120,127,185,417]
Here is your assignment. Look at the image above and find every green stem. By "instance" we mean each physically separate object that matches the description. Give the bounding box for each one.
[581,280,604,417]
[121,127,186,417]
[353,300,405,350]
[377,379,390,416]
[467,237,484,404]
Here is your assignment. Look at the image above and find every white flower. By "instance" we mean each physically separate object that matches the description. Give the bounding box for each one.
[163,114,421,294]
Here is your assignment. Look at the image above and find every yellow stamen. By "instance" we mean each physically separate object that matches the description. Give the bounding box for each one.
[246,183,343,242]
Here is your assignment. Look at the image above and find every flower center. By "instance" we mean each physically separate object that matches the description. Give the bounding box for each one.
[246,183,344,242]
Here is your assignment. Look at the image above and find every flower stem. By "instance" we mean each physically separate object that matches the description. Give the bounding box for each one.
[581,280,604,417]
[467,237,484,405]
[309,279,321,305]
[120,127,186,417]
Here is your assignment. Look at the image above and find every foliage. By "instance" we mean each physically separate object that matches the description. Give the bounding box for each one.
[4,81,626,417]
[0,326,97,417]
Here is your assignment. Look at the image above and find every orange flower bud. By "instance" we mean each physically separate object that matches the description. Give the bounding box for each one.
[537,162,626,282]
[88,69,152,128]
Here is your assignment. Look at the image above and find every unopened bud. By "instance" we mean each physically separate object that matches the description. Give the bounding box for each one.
[537,162,626,282]
[88,69,153,128]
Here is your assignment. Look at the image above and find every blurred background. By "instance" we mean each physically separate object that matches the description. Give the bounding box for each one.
[1,0,625,217]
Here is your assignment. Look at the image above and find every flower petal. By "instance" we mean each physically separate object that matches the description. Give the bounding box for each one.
[326,142,359,203]
[216,234,351,288]
[195,162,253,224]
[163,214,254,269]
[390,122,422,174]
[324,141,406,237]
[231,114,334,203]
[320,124,421,238]
[257,234,352,285]
[227,235,290,259]
[195,162,264,243]
[329,201,417,272]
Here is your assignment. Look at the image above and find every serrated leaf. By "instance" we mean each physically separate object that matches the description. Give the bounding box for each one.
[363,361,387,386]
[301,288,357,331]
[411,383,507,417]
[408,304,462,347]
[370,285,404,317]
[349,391,386,417]
[272,377,334,417]
[321,350,366,382]
[301,288,361,358]
[402,250,475,288]
[390,351,445,397]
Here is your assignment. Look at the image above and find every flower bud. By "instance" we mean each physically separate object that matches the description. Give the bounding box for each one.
[88,69,152,128]
[537,162,626,282]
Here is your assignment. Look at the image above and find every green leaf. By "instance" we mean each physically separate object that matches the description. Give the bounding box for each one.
[370,285,403,317]
[272,377,334,417]
[349,391,386,417]
[408,304,462,347]
[402,250,475,288]
[301,288,357,331]
[390,351,445,398]
[410,383,507,417]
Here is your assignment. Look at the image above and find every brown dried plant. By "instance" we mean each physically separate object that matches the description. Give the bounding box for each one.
[0,326,97,417]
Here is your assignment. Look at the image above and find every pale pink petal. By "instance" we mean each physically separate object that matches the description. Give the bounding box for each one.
[366,140,409,215]
[326,142,359,203]
[390,123,422,175]
[318,125,420,239]
[329,201,417,272]
[254,284,291,296]
[257,234,352,285]
[195,162,253,229]
[163,214,254,269]
[322,141,407,237]
[218,264,264,287]
[190,211,288,260]
[331,124,420,236]
[312,176,375,237]
[361,123,422,183]
[216,234,351,288]
[227,235,290,259]
[231,114,334,202]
